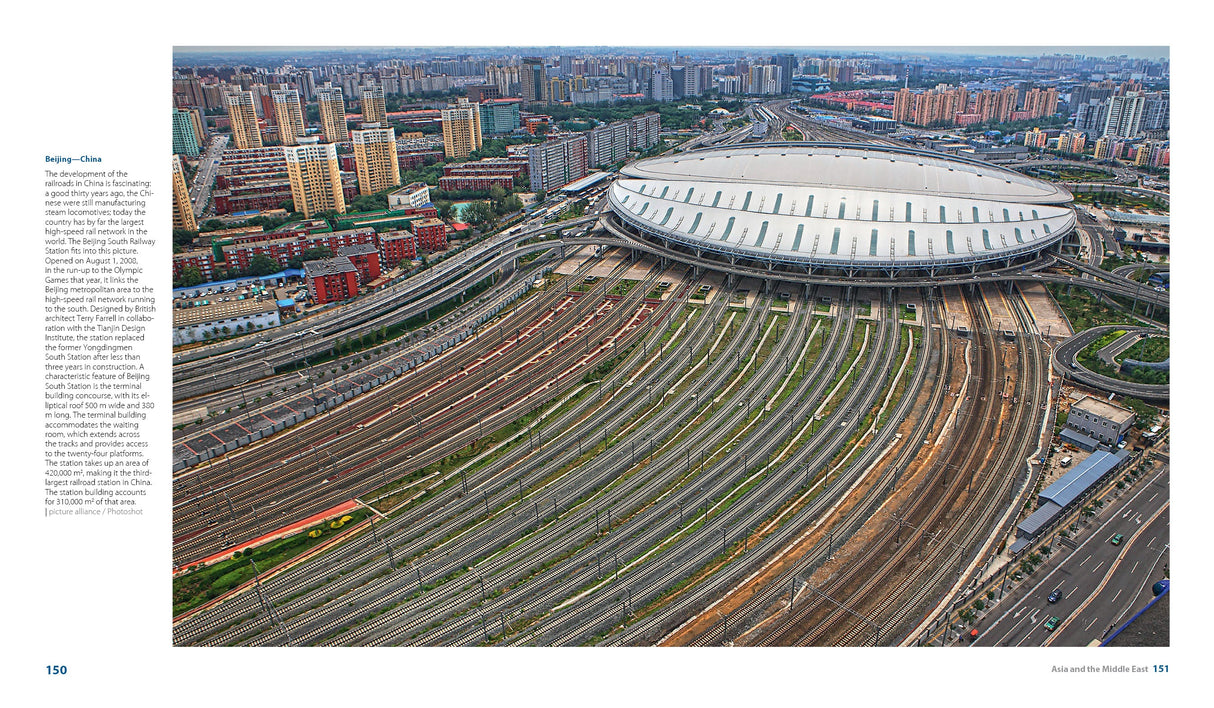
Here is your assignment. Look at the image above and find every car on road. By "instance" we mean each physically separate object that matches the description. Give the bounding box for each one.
[1047,589,1061,603]
[1111,533,1124,546]
[1044,616,1060,631]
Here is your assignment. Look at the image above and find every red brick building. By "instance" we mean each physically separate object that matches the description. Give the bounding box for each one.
[522,114,553,134]
[378,230,418,267]
[336,243,381,283]
[221,227,376,272]
[304,257,360,305]
[442,157,529,179]
[438,174,515,191]
[411,217,448,251]
[397,149,444,171]
[172,248,216,282]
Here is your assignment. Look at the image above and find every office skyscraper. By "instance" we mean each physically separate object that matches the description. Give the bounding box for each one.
[225,90,262,149]
[521,58,546,104]
[271,88,307,145]
[172,154,197,232]
[771,53,796,94]
[441,98,483,160]
[351,125,401,196]
[284,136,346,217]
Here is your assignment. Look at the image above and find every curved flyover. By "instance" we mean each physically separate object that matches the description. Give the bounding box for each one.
[1051,324,1169,403]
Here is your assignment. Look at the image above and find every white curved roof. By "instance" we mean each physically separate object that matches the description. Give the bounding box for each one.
[609,143,1075,270]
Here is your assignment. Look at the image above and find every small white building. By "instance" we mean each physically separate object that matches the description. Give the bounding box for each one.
[388,181,432,210]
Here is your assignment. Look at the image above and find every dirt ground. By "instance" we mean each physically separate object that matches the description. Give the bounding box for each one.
[1018,282,1073,339]
[940,286,973,333]
[552,246,596,276]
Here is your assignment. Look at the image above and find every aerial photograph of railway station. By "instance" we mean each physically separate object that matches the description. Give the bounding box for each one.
[170,45,1171,647]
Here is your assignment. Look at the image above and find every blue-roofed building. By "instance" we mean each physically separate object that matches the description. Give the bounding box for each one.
[1010,450,1131,552]
[1039,450,1128,509]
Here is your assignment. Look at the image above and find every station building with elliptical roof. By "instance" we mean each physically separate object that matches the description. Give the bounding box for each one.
[606,142,1076,278]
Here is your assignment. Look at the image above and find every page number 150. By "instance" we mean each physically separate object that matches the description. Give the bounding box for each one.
[47,665,67,676]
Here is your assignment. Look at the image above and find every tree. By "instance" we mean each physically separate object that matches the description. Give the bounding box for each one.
[175,266,205,288]
[488,184,507,201]
[535,190,547,203]
[464,201,494,226]
[437,201,455,221]
[246,253,280,277]
[173,228,199,252]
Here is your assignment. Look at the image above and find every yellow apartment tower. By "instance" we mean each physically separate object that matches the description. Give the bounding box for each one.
[272,88,307,145]
[172,154,197,232]
[352,124,401,196]
[284,137,346,217]
[317,83,349,143]
[362,82,387,124]
[224,89,262,149]
[441,98,482,160]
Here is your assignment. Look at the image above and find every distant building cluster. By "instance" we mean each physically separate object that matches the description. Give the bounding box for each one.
[892,85,1057,127]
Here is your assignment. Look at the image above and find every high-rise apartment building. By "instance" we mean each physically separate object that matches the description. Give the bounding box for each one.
[891,84,970,127]
[271,88,307,145]
[283,136,346,217]
[1055,130,1086,154]
[747,65,782,96]
[547,77,569,103]
[529,135,588,192]
[1141,91,1170,132]
[1023,127,1049,148]
[650,70,674,101]
[1104,92,1145,138]
[485,64,521,98]
[172,109,200,157]
[362,82,387,124]
[628,112,661,151]
[1022,88,1059,120]
[351,125,401,196]
[172,155,197,232]
[185,106,208,148]
[972,87,1017,124]
[225,90,263,149]
[1093,136,1127,161]
[587,121,630,168]
[441,98,483,160]
[316,83,349,143]
[1074,99,1110,134]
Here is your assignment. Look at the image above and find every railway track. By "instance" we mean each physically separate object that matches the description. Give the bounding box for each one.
[671,290,950,647]
[172,255,664,564]
[751,286,1045,646]
[171,263,704,646]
